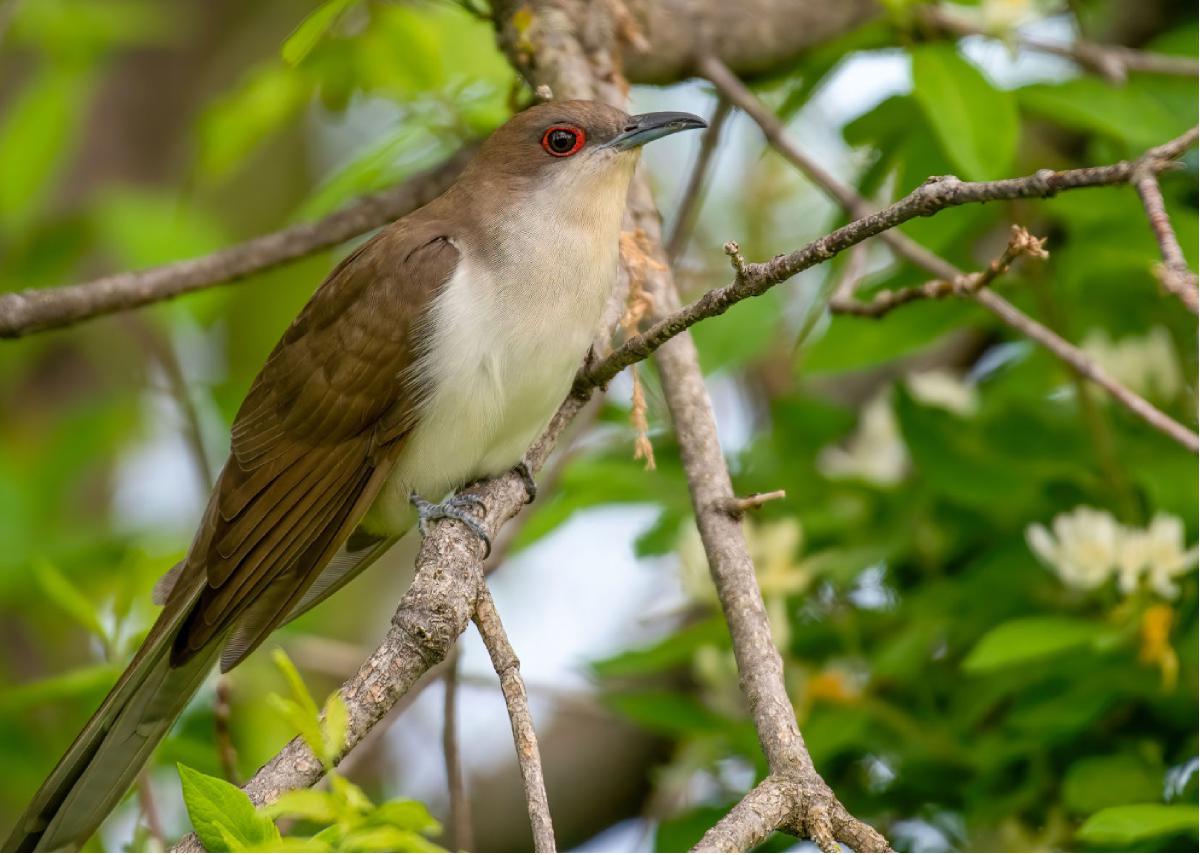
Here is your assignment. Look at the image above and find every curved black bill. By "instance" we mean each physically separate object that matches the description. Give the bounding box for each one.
[605,111,707,150]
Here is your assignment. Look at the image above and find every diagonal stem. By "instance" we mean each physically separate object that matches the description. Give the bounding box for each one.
[1131,165,1200,314]
[693,54,1198,453]
[473,585,556,852]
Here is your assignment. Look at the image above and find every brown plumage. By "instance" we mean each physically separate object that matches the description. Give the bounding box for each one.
[7,99,704,852]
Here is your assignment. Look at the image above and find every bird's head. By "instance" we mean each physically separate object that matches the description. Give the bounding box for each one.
[462,99,706,200]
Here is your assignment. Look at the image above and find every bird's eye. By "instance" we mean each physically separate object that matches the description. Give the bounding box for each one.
[541,126,585,157]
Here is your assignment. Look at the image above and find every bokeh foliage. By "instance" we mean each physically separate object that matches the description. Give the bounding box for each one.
[0,0,1196,851]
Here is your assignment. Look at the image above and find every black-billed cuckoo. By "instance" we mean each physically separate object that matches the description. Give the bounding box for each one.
[8,100,705,851]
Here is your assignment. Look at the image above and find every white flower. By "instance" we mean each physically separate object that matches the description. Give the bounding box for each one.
[1025,506,1122,590]
[1117,513,1198,599]
[1081,327,1183,400]
[906,369,979,417]
[1028,507,1197,600]
[817,393,908,486]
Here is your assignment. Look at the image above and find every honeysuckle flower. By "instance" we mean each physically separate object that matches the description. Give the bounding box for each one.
[817,393,908,486]
[1118,513,1198,599]
[1028,507,1196,600]
[906,369,980,417]
[1081,326,1183,400]
[1025,506,1122,590]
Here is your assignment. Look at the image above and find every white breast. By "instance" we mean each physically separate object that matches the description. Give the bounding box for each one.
[366,197,624,535]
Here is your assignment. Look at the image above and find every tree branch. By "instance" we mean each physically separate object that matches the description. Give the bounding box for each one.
[151,7,1195,853]
[0,148,475,339]
[1131,164,1200,314]
[441,647,472,852]
[473,585,556,852]
[690,55,1199,453]
[666,96,732,263]
[496,2,891,850]
[829,224,1048,317]
[918,4,1199,84]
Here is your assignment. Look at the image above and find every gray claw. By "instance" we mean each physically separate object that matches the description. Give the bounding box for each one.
[410,492,492,557]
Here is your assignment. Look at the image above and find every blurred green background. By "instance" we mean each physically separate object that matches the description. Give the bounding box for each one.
[0,0,1196,851]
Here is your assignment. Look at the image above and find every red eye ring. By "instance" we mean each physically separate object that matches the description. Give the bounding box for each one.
[541,126,585,157]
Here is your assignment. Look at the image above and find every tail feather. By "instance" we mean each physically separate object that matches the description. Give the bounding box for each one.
[5,590,216,853]
[6,521,400,850]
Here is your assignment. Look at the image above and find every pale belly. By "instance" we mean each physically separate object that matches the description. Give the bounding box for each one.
[363,257,609,535]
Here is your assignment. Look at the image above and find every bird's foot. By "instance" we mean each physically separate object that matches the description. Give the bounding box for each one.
[514,460,537,504]
[410,492,491,558]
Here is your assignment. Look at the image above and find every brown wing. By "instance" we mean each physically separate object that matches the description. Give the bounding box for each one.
[167,224,458,668]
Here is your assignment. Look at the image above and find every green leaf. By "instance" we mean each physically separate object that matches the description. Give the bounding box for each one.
[0,66,91,232]
[1064,754,1165,814]
[910,44,1018,180]
[894,389,1038,510]
[261,789,341,824]
[274,649,320,721]
[963,616,1109,673]
[339,826,444,852]
[591,617,730,679]
[321,691,349,766]
[268,648,328,764]
[1077,804,1198,845]
[178,764,281,852]
[266,695,325,767]
[282,0,359,66]
[330,771,374,815]
[603,690,730,737]
[0,663,121,712]
[91,188,227,270]
[367,800,443,835]
[33,558,107,643]
[1018,77,1188,151]
[692,288,782,373]
[248,837,333,852]
[197,65,309,180]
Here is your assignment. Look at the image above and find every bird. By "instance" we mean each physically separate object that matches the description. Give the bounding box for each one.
[6,99,705,852]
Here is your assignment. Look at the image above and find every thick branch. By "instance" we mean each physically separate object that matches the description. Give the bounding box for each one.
[474,585,556,852]
[618,0,878,84]
[169,401,582,852]
[0,149,474,338]
[496,2,890,850]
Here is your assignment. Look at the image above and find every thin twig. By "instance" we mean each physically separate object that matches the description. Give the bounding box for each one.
[214,676,240,785]
[0,149,475,338]
[919,5,1199,84]
[442,647,472,852]
[830,241,869,306]
[715,490,787,518]
[473,585,556,853]
[666,97,733,263]
[1131,165,1199,313]
[136,771,165,852]
[691,55,1199,453]
[123,316,214,490]
[830,225,1048,317]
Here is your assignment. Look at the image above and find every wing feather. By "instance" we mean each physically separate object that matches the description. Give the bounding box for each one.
[168,228,459,667]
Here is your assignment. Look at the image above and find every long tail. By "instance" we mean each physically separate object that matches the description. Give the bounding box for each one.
[6,527,399,852]
[5,594,216,852]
